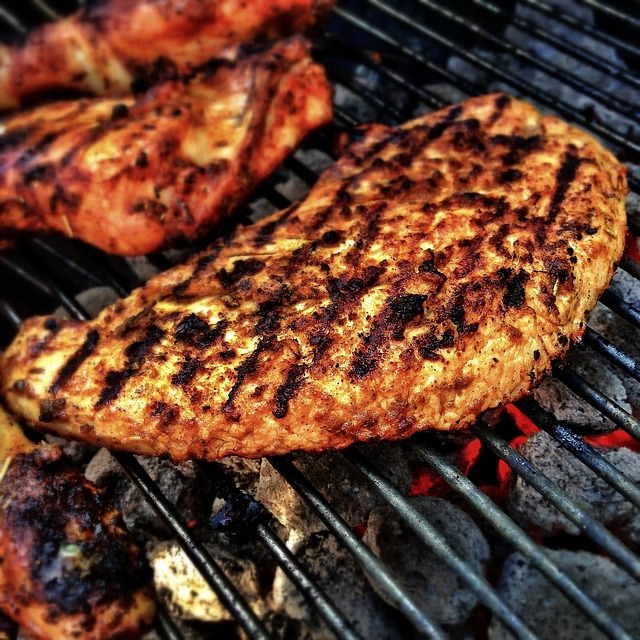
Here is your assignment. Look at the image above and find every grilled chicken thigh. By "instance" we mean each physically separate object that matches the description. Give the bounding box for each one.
[0,37,332,255]
[0,404,155,639]
[0,0,334,111]
[1,94,627,461]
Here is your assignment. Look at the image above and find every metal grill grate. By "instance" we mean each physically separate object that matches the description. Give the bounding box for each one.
[0,1,639,639]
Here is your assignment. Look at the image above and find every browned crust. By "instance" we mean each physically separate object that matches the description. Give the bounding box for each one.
[0,409,155,640]
[1,94,628,461]
[0,36,333,255]
[0,0,336,111]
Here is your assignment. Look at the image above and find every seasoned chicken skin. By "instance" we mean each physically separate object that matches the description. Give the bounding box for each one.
[0,0,334,111]
[0,37,332,255]
[0,404,155,639]
[0,94,627,461]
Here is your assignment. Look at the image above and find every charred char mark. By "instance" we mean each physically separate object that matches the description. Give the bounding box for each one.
[498,168,523,184]
[273,364,306,419]
[254,203,301,247]
[489,94,511,123]
[0,126,33,153]
[175,314,227,349]
[350,294,427,379]
[172,248,223,296]
[415,328,456,360]
[255,287,291,335]
[502,268,531,308]
[548,151,582,222]
[130,198,168,219]
[171,358,201,387]
[50,184,80,214]
[15,131,60,167]
[0,449,149,612]
[217,258,265,288]
[95,325,164,409]
[23,163,55,185]
[445,292,480,335]
[49,329,99,395]
[222,336,276,413]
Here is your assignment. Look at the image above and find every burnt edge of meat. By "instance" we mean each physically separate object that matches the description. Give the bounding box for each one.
[0,447,150,619]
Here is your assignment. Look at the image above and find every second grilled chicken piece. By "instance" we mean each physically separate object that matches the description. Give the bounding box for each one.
[0,404,155,639]
[0,0,335,111]
[0,37,332,255]
[0,94,627,461]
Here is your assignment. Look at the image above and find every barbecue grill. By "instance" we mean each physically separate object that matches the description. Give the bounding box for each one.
[0,1,639,638]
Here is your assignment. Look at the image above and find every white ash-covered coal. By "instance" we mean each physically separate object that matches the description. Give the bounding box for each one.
[489,549,640,640]
[363,496,490,628]
[507,431,640,548]
[270,531,406,640]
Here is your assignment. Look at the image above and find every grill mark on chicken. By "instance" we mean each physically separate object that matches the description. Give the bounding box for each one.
[222,335,276,414]
[95,325,164,408]
[273,364,307,418]
[549,150,582,222]
[49,329,100,394]
[0,94,627,462]
[262,202,389,416]
[351,293,428,379]
[218,258,266,288]
[175,314,228,349]
[171,359,201,387]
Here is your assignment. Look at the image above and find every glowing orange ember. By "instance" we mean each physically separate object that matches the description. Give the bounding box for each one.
[584,430,640,453]
[409,439,481,497]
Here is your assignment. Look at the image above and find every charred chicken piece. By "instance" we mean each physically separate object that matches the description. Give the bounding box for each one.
[0,94,627,461]
[0,36,332,255]
[0,404,155,639]
[0,0,335,111]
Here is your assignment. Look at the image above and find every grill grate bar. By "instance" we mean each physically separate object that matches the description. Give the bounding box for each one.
[553,366,640,441]
[332,6,478,97]
[416,0,639,119]
[255,523,363,640]
[317,34,447,111]
[365,0,640,161]
[267,455,448,640]
[580,0,640,28]
[471,0,640,91]
[343,449,536,638]
[521,0,640,59]
[599,290,640,330]
[20,244,91,321]
[113,453,272,640]
[621,255,640,281]
[0,298,22,332]
[412,436,636,640]
[517,397,640,510]
[583,326,640,384]
[322,65,405,124]
[156,605,186,640]
[0,254,53,297]
[472,420,640,583]
[0,8,26,32]
[342,448,538,639]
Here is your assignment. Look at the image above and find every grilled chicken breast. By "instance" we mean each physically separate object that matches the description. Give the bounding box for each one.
[0,37,332,255]
[0,0,334,111]
[0,404,155,639]
[0,94,627,461]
